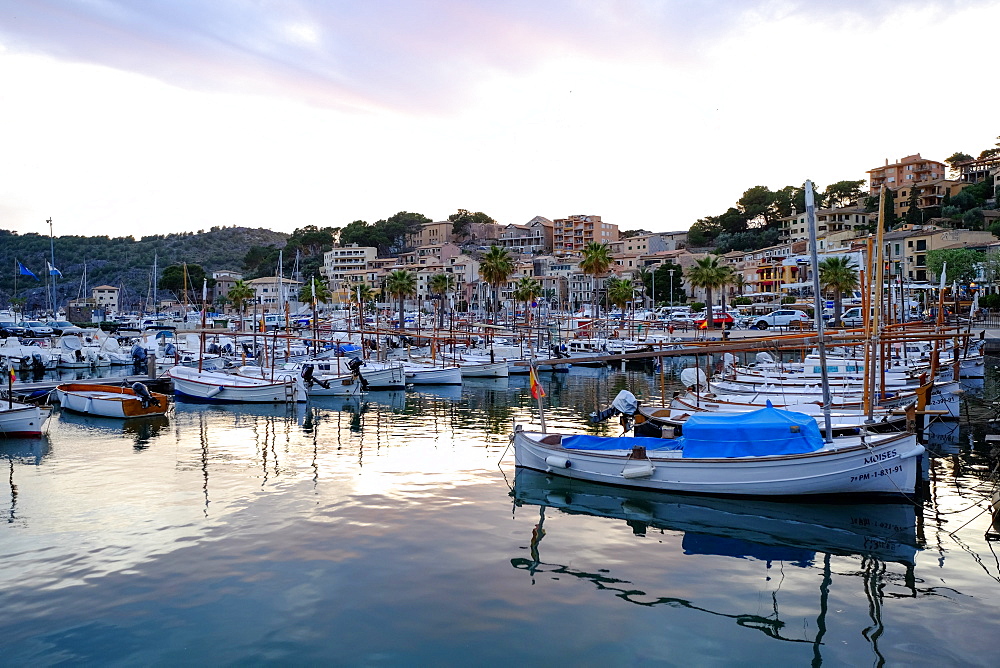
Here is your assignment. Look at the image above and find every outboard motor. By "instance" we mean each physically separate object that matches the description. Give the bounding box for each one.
[300,363,331,390]
[131,343,148,374]
[31,353,45,372]
[21,355,32,371]
[550,344,569,359]
[347,357,369,391]
[589,390,639,433]
[131,382,161,409]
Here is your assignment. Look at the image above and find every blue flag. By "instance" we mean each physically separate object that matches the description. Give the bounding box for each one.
[47,261,62,277]
[17,260,39,280]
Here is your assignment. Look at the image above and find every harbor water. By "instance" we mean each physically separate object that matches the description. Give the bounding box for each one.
[2,363,1000,665]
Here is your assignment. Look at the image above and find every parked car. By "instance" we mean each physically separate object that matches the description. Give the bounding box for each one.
[752,309,810,330]
[694,312,735,328]
[839,307,864,327]
[0,321,28,338]
[45,320,85,335]
[22,321,54,337]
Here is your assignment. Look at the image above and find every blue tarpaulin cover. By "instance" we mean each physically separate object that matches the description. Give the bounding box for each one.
[680,402,823,459]
[562,435,683,451]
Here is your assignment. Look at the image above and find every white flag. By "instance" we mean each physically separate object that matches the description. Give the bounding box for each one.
[47,261,62,277]
[938,262,946,291]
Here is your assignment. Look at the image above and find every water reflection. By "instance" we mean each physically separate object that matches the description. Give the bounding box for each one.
[1,437,50,527]
[511,468,923,660]
[56,411,170,449]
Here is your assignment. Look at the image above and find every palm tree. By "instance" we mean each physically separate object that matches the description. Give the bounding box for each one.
[513,276,541,330]
[429,272,456,329]
[606,277,634,312]
[348,281,374,327]
[819,256,860,326]
[227,279,255,327]
[478,246,515,323]
[384,269,416,331]
[579,241,614,317]
[298,278,331,305]
[686,256,731,330]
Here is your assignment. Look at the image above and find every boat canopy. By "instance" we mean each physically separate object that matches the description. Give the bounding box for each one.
[681,402,823,458]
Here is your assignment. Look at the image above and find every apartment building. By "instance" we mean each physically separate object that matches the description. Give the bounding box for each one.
[895,180,968,220]
[883,224,996,282]
[551,214,619,254]
[406,221,454,248]
[779,206,870,248]
[868,153,946,195]
[91,285,120,314]
[497,216,553,254]
[246,276,302,309]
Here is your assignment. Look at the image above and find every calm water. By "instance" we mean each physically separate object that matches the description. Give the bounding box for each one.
[2,364,1000,666]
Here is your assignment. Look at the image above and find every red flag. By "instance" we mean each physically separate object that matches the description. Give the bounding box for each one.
[529,367,546,399]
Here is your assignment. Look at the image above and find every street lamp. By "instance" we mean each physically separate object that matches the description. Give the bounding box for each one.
[668,269,676,308]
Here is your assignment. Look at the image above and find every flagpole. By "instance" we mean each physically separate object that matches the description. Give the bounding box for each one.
[47,218,56,318]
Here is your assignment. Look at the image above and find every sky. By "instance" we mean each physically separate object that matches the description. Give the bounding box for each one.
[1,0,998,240]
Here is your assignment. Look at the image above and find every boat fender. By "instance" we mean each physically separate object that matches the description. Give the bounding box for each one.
[622,462,655,479]
[545,455,571,470]
[204,385,223,397]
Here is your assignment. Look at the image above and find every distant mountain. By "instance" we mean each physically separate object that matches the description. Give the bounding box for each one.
[0,226,289,313]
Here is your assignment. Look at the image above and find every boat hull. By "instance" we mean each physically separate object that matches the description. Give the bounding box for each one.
[0,403,49,437]
[169,366,307,403]
[513,428,923,497]
[404,365,463,385]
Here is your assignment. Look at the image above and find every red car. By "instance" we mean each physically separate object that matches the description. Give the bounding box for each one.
[693,312,734,328]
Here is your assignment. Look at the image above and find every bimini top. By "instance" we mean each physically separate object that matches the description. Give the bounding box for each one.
[680,401,823,458]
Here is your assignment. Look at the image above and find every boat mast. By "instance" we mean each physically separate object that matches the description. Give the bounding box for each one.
[804,180,833,442]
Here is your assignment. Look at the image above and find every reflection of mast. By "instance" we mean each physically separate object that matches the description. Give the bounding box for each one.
[199,413,210,517]
[528,506,546,583]
[811,553,831,668]
[7,458,18,525]
[861,556,887,666]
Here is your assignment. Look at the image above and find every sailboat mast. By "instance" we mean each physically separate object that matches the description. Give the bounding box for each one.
[804,180,833,442]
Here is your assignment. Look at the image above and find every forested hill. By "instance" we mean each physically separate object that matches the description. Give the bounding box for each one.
[0,226,288,312]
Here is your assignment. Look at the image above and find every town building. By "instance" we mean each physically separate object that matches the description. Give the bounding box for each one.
[91,285,120,314]
[551,215,619,255]
[883,224,996,282]
[497,217,553,254]
[245,276,302,310]
[867,153,946,195]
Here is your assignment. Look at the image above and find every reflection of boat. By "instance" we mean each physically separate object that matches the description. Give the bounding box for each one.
[511,468,920,564]
[55,382,169,418]
[408,384,462,401]
[514,400,924,497]
[57,410,169,444]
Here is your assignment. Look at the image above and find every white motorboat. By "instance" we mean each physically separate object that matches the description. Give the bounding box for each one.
[168,365,308,403]
[402,362,463,385]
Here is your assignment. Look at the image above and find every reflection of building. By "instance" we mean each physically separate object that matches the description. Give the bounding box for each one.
[91,285,119,314]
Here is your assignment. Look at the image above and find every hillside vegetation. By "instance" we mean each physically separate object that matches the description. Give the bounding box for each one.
[1,226,288,312]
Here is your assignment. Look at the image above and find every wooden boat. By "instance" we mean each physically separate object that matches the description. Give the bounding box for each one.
[513,402,923,497]
[55,382,169,418]
[0,398,50,436]
[168,365,308,403]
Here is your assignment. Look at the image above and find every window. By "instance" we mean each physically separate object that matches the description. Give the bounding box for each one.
[916,240,926,251]
[916,255,926,266]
